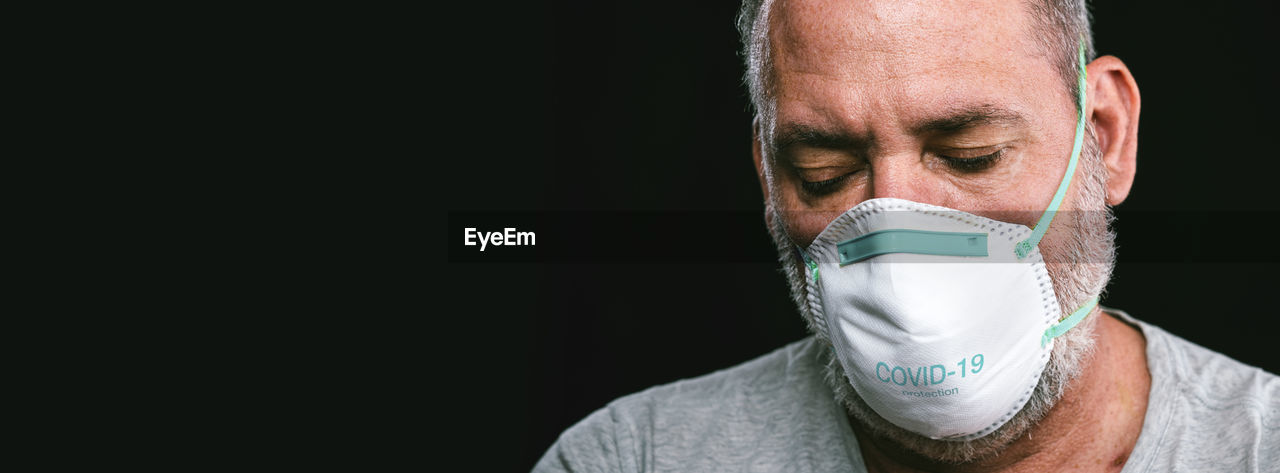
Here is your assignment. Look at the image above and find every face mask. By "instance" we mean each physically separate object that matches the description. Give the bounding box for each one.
[796,42,1096,441]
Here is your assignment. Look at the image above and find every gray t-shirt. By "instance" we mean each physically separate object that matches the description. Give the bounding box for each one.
[534,310,1279,472]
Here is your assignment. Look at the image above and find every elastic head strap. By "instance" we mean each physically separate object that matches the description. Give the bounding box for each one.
[796,246,819,281]
[1015,39,1089,259]
[1041,296,1098,347]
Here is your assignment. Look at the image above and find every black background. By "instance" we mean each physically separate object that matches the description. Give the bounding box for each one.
[438,2,1278,471]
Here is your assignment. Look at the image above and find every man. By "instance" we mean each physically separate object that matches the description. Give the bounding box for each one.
[535,1,1278,471]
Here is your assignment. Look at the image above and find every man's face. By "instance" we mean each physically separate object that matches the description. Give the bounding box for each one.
[757,0,1131,461]
[762,0,1085,245]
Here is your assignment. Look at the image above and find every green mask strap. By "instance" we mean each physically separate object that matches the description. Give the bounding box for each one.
[1041,296,1098,347]
[796,246,819,282]
[1025,39,1099,345]
[1014,39,1089,259]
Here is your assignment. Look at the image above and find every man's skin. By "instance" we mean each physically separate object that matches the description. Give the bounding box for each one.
[749,1,1148,471]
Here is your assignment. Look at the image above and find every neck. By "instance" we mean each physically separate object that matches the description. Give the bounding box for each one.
[852,311,1150,473]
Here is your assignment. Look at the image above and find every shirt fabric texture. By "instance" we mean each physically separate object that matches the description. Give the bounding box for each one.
[533,309,1280,472]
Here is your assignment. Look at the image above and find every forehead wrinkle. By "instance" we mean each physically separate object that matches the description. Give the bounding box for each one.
[770,0,1022,70]
[770,0,1045,82]
[766,0,1056,141]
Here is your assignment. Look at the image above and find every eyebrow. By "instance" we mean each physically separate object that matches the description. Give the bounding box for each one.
[772,124,865,154]
[909,105,1029,135]
[772,104,1030,154]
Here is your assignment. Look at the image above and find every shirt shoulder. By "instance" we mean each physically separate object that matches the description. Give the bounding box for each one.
[1112,309,1280,473]
[533,337,862,473]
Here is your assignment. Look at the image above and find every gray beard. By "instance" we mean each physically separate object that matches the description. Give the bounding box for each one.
[766,128,1117,463]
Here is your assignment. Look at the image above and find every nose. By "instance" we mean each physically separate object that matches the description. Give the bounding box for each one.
[867,155,946,205]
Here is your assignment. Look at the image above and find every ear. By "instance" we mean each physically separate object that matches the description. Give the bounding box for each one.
[752,118,770,201]
[753,119,779,231]
[1086,55,1141,206]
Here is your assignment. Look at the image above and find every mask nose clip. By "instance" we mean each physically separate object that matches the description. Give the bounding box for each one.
[836,229,988,265]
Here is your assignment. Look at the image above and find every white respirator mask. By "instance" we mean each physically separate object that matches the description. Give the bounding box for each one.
[796,42,1097,441]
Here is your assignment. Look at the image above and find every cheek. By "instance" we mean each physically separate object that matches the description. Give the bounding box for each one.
[769,163,862,247]
[779,204,845,248]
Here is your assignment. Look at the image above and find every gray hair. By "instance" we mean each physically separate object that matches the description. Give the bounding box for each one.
[735,0,1097,126]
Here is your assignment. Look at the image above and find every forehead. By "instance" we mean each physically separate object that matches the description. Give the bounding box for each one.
[767,0,1060,129]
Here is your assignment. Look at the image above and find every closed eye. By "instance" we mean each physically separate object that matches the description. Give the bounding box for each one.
[939,149,1004,172]
[800,174,851,195]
